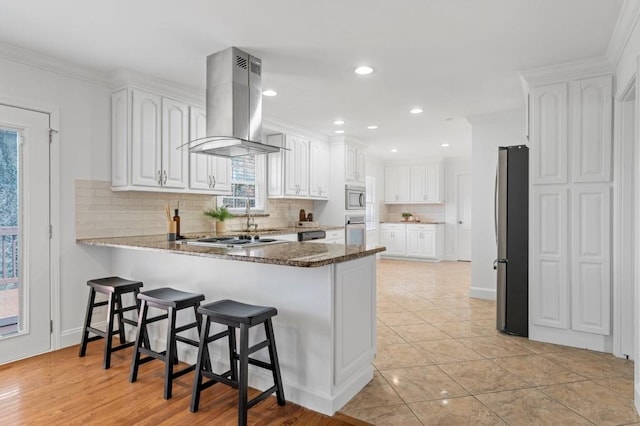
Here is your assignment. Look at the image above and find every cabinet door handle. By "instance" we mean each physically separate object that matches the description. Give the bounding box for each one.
[157,170,162,185]
[208,176,212,187]
[211,175,216,189]
[162,170,167,185]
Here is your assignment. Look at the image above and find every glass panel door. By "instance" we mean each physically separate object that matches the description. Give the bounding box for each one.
[0,105,50,364]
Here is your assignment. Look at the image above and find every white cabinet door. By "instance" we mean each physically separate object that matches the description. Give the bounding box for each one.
[571,75,612,183]
[346,143,366,183]
[410,164,442,203]
[189,107,232,192]
[310,140,329,198]
[422,230,436,257]
[380,224,406,256]
[385,166,411,203]
[283,135,309,197]
[267,134,284,197]
[406,224,437,258]
[571,184,611,335]
[131,90,162,187]
[161,98,189,189]
[405,230,421,257]
[531,83,568,184]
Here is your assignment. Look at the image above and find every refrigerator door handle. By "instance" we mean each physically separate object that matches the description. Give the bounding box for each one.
[493,258,508,270]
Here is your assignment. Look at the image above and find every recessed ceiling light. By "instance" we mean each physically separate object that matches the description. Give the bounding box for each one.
[355,66,373,75]
[333,120,345,125]
[441,143,450,147]
[410,108,423,114]
[367,125,378,130]
[390,148,398,153]
[335,130,345,134]
[263,89,278,97]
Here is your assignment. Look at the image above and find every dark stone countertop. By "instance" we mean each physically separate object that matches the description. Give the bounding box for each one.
[77,235,385,268]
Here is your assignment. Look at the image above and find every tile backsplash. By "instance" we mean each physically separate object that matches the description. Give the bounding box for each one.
[75,180,314,239]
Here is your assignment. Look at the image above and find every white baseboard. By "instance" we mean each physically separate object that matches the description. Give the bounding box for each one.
[469,286,496,300]
[529,325,613,353]
[635,383,640,415]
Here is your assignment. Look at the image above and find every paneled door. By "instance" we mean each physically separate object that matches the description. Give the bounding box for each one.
[456,173,471,261]
[0,104,51,364]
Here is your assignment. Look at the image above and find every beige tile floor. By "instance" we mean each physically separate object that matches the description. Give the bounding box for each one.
[340,259,639,425]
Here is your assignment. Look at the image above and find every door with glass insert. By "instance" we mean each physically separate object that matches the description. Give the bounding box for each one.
[0,105,50,363]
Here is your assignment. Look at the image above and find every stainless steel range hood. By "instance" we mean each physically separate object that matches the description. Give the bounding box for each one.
[183,47,280,157]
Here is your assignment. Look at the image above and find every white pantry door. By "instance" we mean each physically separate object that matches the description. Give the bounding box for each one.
[0,104,51,364]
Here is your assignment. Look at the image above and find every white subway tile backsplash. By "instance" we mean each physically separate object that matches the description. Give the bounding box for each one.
[75,180,315,239]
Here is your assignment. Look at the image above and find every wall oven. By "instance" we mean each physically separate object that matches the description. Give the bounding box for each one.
[345,185,366,210]
[345,215,366,245]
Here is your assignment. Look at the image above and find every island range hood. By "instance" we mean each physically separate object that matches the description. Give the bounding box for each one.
[183,47,281,157]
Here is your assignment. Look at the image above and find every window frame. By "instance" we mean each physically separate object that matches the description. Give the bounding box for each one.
[218,155,266,213]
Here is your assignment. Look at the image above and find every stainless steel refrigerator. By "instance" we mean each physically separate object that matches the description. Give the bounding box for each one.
[494,145,528,337]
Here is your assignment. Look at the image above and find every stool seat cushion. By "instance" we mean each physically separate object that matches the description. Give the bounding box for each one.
[199,299,277,327]
[87,276,143,293]
[138,287,205,309]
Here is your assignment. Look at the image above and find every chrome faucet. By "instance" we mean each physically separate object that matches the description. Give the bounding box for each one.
[246,197,255,231]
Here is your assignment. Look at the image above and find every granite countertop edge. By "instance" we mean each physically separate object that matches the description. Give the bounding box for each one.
[77,235,385,268]
[379,221,445,225]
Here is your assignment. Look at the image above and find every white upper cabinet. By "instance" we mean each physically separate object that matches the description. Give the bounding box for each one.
[385,163,443,204]
[309,140,329,199]
[188,107,231,193]
[345,142,366,184]
[267,133,316,199]
[531,83,568,184]
[410,164,443,203]
[113,87,202,192]
[385,166,411,203]
[571,75,612,183]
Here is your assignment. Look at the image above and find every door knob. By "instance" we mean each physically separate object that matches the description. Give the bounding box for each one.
[458,220,463,224]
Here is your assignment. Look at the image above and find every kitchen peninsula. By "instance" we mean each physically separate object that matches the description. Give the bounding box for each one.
[78,235,385,415]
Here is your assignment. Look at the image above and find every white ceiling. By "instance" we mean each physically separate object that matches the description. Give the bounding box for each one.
[0,0,624,161]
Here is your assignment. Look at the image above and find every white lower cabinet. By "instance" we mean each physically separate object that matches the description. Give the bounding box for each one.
[380,223,442,260]
[380,224,407,257]
[307,229,345,244]
[406,225,437,258]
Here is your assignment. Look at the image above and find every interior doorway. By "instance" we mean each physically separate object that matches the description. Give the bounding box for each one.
[0,104,51,364]
[457,173,472,261]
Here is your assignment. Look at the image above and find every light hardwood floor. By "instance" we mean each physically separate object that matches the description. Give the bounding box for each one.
[0,332,367,425]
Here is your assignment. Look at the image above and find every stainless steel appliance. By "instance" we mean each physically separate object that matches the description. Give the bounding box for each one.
[345,185,366,210]
[182,236,286,248]
[494,145,528,337]
[345,215,366,245]
[183,47,282,157]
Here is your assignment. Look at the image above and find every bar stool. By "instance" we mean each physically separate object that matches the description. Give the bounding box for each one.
[190,299,285,426]
[79,276,145,369]
[129,287,206,400]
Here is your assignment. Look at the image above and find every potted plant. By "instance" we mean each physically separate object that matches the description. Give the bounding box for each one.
[204,206,234,233]
[401,212,412,222]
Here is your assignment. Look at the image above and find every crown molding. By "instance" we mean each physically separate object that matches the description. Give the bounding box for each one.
[108,68,205,106]
[262,117,330,143]
[0,41,111,86]
[607,0,640,67]
[520,56,614,88]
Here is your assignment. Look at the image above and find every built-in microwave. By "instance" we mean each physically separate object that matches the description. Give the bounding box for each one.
[345,185,366,210]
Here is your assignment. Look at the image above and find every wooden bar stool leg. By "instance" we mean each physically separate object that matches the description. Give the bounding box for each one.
[129,300,148,383]
[190,317,211,413]
[238,323,249,426]
[103,292,117,369]
[79,288,96,357]
[133,288,151,349]
[265,319,285,406]
[164,306,177,400]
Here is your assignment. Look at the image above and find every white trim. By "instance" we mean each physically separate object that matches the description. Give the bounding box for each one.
[263,117,329,143]
[613,76,636,359]
[607,0,640,67]
[530,325,612,352]
[0,41,110,87]
[469,286,496,300]
[520,57,614,87]
[108,69,205,107]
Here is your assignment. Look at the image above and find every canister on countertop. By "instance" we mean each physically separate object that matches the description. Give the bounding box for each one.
[299,209,306,221]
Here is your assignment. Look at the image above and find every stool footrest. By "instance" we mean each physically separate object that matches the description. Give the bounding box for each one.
[171,364,196,379]
[248,339,270,355]
[138,347,168,363]
[86,326,106,338]
[110,341,135,352]
[92,300,108,307]
[201,370,237,389]
[247,385,278,409]
[115,305,137,314]
[174,335,199,347]
[121,318,138,327]
[145,314,169,324]
[248,357,273,371]
[174,321,198,334]
[206,329,230,344]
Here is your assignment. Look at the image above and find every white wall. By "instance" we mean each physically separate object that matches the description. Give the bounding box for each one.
[468,109,526,299]
[0,55,113,347]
